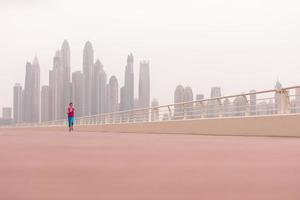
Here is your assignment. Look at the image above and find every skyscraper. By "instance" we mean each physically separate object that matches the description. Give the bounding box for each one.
[107,76,119,113]
[121,53,134,111]
[83,41,94,116]
[49,51,63,120]
[72,71,84,117]
[99,64,107,114]
[138,61,150,109]
[174,85,185,119]
[91,59,102,115]
[183,86,193,118]
[23,62,33,122]
[208,86,221,117]
[41,85,50,122]
[23,57,40,122]
[61,40,71,112]
[31,57,41,122]
[13,83,22,123]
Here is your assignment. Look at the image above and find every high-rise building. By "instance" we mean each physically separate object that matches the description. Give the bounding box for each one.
[83,41,94,116]
[23,62,33,122]
[49,51,63,120]
[208,87,221,117]
[121,53,134,111]
[23,57,40,122]
[138,61,150,109]
[107,76,119,113]
[99,64,107,114]
[41,85,50,122]
[32,57,40,122]
[174,85,185,119]
[183,86,193,118]
[61,40,71,112]
[13,83,22,123]
[91,59,102,115]
[72,71,84,117]
[2,107,12,120]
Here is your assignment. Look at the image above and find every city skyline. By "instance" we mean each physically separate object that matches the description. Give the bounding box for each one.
[8,40,152,123]
[1,0,300,115]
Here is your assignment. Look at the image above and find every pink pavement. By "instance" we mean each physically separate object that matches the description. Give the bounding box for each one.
[0,129,300,200]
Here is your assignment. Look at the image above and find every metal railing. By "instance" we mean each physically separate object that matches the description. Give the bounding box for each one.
[7,85,300,128]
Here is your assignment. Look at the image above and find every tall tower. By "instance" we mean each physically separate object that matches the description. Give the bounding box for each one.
[49,51,63,120]
[72,71,84,117]
[13,83,22,123]
[138,61,150,109]
[41,85,50,122]
[122,53,134,111]
[174,85,185,119]
[91,59,102,115]
[31,56,40,122]
[83,41,94,116]
[61,40,71,111]
[208,86,221,117]
[99,64,107,114]
[107,76,119,113]
[183,86,193,118]
[23,62,33,122]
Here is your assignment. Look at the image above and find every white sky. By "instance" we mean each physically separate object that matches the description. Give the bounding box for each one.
[0,0,300,115]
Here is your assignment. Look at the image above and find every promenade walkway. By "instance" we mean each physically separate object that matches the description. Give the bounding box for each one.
[0,129,300,200]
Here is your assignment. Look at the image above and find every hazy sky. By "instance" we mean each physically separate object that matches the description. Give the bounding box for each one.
[0,0,300,114]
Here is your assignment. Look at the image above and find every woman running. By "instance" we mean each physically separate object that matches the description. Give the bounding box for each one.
[67,102,75,132]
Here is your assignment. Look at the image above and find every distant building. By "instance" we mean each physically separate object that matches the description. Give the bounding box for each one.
[2,107,12,120]
[49,51,63,120]
[41,86,50,122]
[138,61,150,109]
[72,71,84,117]
[61,40,71,113]
[121,53,134,111]
[83,41,94,116]
[174,85,185,119]
[208,87,221,117]
[91,59,102,115]
[13,83,22,123]
[107,76,119,113]
[23,57,40,122]
[183,86,193,118]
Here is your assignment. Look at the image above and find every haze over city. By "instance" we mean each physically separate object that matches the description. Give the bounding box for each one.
[1,0,300,115]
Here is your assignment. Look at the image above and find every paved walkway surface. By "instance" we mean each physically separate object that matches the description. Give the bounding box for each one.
[0,129,300,200]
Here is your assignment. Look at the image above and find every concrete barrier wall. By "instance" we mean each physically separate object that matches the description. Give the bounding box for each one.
[8,114,300,137]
